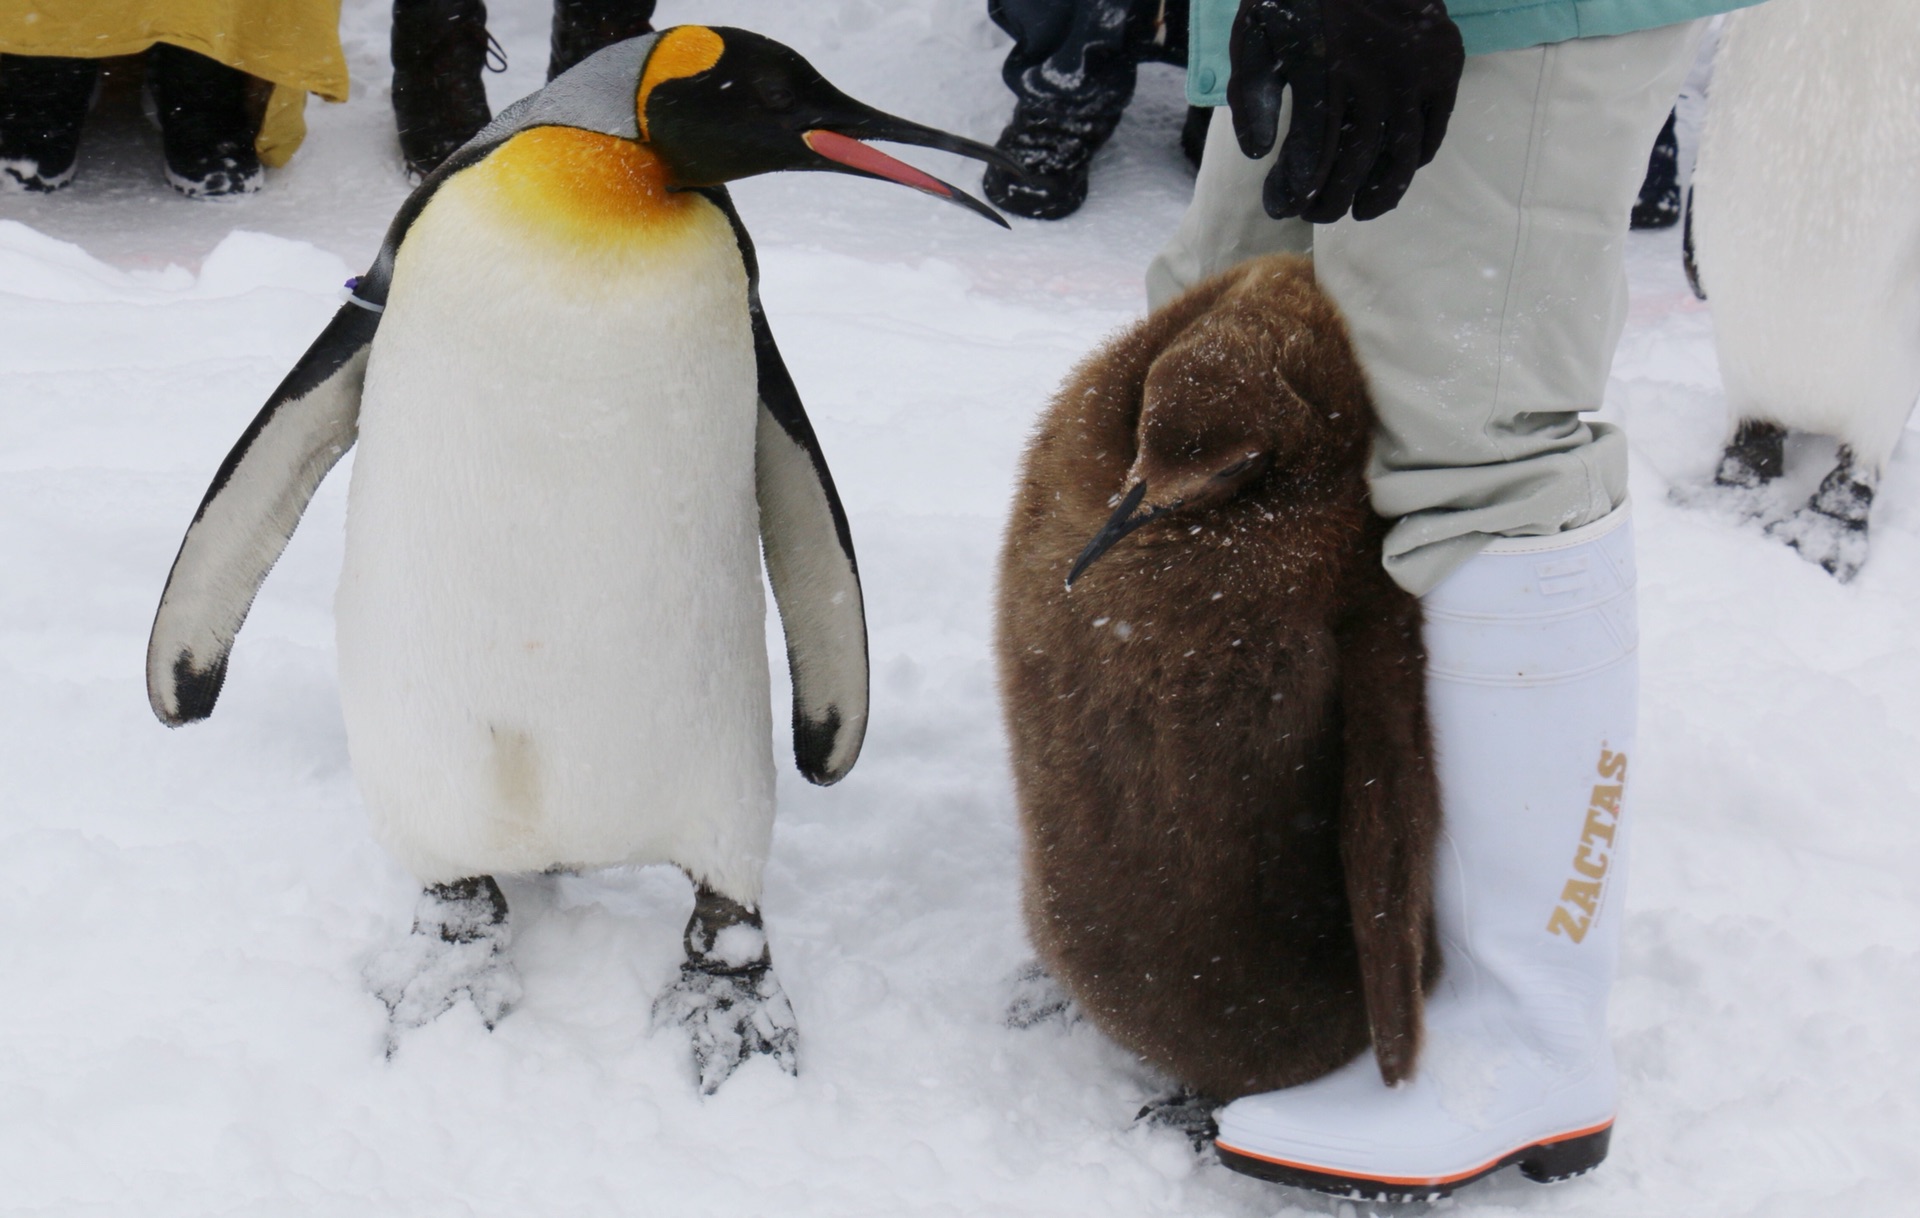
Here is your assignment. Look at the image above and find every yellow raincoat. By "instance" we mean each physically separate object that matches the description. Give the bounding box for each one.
[0,1,347,166]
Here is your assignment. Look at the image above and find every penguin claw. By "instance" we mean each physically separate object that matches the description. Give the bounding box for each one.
[1769,505,1870,583]
[1004,960,1080,1029]
[368,938,522,1056]
[1769,452,1876,583]
[1134,1089,1223,1152]
[652,960,799,1094]
[365,877,522,1056]
[1666,477,1780,524]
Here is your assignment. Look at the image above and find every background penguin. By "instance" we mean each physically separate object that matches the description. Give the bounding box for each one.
[145,26,1011,1091]
[995,254,1441,1115]
[1686,0,1920,582]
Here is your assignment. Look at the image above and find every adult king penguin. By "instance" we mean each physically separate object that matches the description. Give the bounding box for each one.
[145,26,1011,1091]
[1687,0,1920,582]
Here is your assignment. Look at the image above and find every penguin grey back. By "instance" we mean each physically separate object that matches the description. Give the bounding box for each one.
[995,255,1442,1098]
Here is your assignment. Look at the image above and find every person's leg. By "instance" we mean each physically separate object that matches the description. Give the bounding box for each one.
[1218,506,1642,1199]
[1317,24,1703,593]
[547,0,656,82]
[1210,22,1704,1201]
[1151,25,1699,592]
[147,43,264,197]
[1144,105,1310,309]
[391,0,494,180]
[984,0,1145,219]
[1631,108,1681,229]
[0,54,97,192]
[993,0,1144,140]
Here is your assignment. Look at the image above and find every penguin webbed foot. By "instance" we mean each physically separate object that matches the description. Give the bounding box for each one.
[1668,419,1788,520]
[366,875,522,1056]
[1134,1088,1223,1152]
[652,884,798,1094]
[1004,960,1080,1030]
[1768,446,1876,582]
[1714,419,1787,489]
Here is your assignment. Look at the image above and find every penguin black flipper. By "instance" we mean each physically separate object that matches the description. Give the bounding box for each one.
[751,326,872,786]
[143,38,675,728]
[141,133,461,728]
[145,300,378,725]
[702,186,870,785]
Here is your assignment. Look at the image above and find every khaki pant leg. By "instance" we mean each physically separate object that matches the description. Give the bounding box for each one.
[1147,22,1704,594]
[1145,107,1311,309]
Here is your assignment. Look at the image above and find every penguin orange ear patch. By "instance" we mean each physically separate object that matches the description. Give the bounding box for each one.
[637,26,725,139]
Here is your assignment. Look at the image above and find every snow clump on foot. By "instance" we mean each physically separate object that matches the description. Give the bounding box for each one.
[653,960,800,1095]
[365,877,522,1055]
[1769,505,1871,583]
[1768,454,1877,582]
[1003,960,1079,1029]
[1134,1090,1221,1152]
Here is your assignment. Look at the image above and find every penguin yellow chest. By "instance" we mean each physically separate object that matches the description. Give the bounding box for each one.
[337,129,775,899]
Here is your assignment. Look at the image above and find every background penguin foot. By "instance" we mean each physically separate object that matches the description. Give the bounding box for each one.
[1003,960,1079,1029]
[1667,476,1781,526]
[1714,420,1788,490]
[652,884,798,1094]
[1668,419,1793,524]
[365,875,522,1056]
[1134,1090,1221,1152]
[1768,449,1876,582]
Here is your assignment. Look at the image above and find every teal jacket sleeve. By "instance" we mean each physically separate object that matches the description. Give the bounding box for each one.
[1187,0,1763,106]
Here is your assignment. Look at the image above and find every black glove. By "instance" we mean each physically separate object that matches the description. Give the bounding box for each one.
[1227,0,1464,223]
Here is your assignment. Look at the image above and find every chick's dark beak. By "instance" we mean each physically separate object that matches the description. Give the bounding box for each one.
[1067,482,1169,588]
[803,110,1016,228]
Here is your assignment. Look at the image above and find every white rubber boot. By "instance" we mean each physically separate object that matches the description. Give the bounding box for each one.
[1215,504,1639,1201]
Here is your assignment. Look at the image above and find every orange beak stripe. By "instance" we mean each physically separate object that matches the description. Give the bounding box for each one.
[804,130,953,198]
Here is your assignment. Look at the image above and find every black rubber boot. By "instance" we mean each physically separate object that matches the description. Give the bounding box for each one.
[1631,108,1681,230]
[548,0,657,82]
[0,54,98,192]
[392,0,496,180]
[986,0,1149,219]
[983,103,1121,220]
[147,43,263,198]
[1180,104,1209,170]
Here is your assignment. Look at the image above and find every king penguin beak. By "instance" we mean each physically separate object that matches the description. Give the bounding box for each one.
[803,108,1018,228]
[1067,482,1169,588]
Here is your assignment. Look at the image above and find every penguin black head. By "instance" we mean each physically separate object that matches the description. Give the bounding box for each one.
[625,26,1016,226]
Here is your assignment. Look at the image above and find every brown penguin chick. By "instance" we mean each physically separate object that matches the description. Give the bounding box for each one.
[995,254,1441,1100]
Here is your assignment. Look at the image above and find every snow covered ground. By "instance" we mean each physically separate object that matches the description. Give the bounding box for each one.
[4,3,1918,1215]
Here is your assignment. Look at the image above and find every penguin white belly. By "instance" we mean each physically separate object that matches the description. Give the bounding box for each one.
[1693,0,1920,468]
[336,151,774,899]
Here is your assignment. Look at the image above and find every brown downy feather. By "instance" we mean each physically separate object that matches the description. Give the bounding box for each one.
[995,254,1441,1100]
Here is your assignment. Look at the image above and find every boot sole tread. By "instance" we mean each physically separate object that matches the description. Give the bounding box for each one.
[1216,1119,1611,1202]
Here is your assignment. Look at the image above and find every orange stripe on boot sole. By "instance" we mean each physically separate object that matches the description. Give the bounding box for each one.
[1215,1118,1615,1188]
